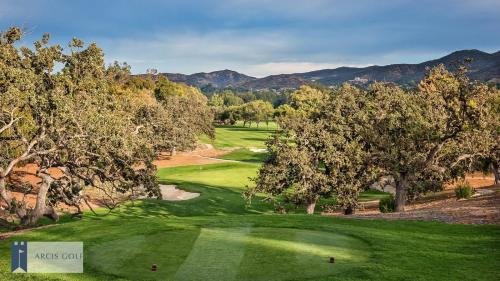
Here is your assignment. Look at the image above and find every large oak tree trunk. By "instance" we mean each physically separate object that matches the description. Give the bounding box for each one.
[23,171,59,226]
[395,173,409,212]
[0,176,11,208]
[306,198,317,214]
[491,163,500,185]
[344,205,355,215]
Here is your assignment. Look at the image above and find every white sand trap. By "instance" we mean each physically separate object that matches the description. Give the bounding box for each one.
[159,184,200,201]
[249,148,267,153]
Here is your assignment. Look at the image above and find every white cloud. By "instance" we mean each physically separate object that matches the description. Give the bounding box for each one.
[98,30,298,74]
[98,29,450,77]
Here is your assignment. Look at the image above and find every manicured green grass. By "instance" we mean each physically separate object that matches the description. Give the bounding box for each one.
[154,163,271,216]
[359,189,391,201]
[1,208,498,281]
[220,148,269,163]
[1,122,498,281]
[199,121,277,149]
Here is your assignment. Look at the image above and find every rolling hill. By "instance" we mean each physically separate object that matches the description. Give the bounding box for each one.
[153,49,500,90]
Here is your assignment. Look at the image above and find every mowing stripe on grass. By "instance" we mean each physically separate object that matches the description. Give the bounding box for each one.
[174,227,251,281]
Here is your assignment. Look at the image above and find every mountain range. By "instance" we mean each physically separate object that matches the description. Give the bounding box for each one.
[151,50,500,90]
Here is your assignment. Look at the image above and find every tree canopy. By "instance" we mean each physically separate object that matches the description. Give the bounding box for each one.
[247,68,498,214]
[0,27,213,226]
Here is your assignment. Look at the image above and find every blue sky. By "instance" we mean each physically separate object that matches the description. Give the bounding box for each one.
[1,0,499,77]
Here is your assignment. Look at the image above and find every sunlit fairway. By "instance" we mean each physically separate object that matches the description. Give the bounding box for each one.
[199,121,277,149]
[220,148,269,162]
[154,163,271,216]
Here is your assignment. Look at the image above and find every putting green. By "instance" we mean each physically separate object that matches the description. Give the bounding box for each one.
[87,227,370,281]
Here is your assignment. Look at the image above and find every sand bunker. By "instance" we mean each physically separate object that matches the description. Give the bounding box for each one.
[159,184,200,201]
[249,148,267,153]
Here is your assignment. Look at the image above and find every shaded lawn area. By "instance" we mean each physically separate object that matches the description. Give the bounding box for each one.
[220,148,269,163]
[359,189,391,201]
[0,212,498,281]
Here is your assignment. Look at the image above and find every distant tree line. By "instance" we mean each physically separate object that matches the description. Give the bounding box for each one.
[208,89,299,128]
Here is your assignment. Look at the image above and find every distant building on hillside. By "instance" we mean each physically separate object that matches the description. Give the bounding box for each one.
[348,77,369,84]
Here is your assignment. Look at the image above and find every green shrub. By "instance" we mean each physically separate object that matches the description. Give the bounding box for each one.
[379,194,396,213]
[454,182,474,199]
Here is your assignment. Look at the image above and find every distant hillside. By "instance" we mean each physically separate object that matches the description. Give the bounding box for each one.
[148,50,500,90]
[162,69,256,88]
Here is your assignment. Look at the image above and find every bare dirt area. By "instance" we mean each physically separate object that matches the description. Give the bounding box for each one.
[325,184,500,224]
[153,145,231,168]
[3,164,102,215]
[445,173,496,190]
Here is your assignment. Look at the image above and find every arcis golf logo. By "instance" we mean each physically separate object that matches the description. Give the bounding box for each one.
[11,241,83,273]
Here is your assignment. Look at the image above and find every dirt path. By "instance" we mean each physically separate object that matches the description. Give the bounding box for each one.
[153,146,232,168]
[0,224,57,240]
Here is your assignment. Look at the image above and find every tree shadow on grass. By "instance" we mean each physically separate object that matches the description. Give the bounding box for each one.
[108,181,273,220]
[220,126,275,133]
[241,137,270,142]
